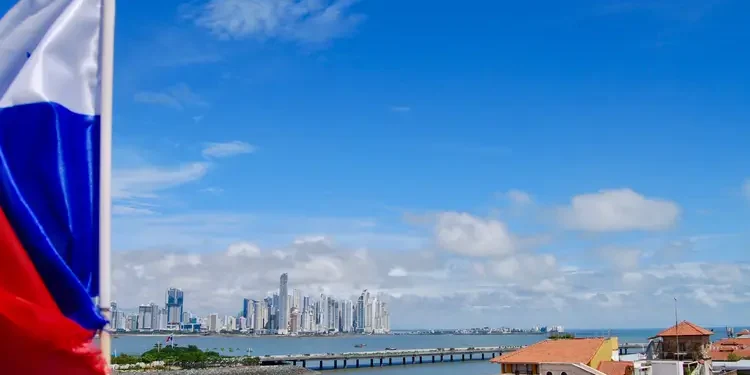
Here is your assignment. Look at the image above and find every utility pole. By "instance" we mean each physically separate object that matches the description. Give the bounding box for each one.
[674,297,679,360]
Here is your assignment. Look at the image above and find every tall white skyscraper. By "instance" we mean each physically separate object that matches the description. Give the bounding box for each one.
[292,289,302,310]
[277,273,289,334]
[208,313,220,333]
[343,299,353,333]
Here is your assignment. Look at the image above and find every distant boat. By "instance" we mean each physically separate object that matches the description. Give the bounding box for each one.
[354,344,366,348]
[385,347,397,351]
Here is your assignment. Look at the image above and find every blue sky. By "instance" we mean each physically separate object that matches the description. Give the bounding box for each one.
[3,0,748,328]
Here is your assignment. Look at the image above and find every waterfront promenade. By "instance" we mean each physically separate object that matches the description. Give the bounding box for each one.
[258,342,650,370]
[259,346,521,369]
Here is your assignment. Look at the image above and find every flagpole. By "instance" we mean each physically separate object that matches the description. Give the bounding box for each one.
[99,0,116,367]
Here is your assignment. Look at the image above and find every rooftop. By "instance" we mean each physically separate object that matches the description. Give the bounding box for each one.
[711,337,750,361]
[598,360,634,375]
[490,338,607,364]
[654,321,713,338]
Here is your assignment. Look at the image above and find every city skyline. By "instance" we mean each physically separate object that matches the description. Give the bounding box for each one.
[112,274,391,334]
[29,0,750,329]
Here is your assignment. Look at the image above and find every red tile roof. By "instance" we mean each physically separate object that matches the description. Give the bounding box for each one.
[710,349,750,361]
[710,337,750,360]
[490,338,606,364]
[598,361,634,375]
[654,321,713,337]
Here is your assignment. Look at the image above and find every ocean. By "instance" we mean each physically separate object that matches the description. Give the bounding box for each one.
[107,328,736,375]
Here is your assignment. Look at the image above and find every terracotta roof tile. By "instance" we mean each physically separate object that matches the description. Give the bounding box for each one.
[710,349,750,361]
[598,361,634,375]
[655,321,713,337]
[489,338,606,364]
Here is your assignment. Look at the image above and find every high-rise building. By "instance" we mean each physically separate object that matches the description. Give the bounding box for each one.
[137,302,160,330]
[225,315,236,331]
[208,313,220,333]
[343,300,353,333]
[254,300,266,332]
[277,273,289,335]
[242,298,251,320]
[356,290,367,333]
[290,307,300,333]
[165,288,184,329]
[292,289,302,310]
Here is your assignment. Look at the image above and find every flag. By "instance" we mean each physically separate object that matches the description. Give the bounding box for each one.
[166,334,173,344]
[0,0,111,373]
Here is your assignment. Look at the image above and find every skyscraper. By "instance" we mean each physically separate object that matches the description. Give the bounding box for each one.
[165,287,184,329]
[278,273,289,334]
[242,298,251,320]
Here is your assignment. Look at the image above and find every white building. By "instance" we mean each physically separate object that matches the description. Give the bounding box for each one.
[208,313,220,333]
[224,315,236,331]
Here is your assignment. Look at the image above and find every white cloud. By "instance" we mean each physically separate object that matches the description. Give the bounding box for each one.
[202,141,256,158]
[226,242,261,257]
[505,189,533,205]
[388,267,408,277]
[187,0,364,44]
[597,247,642,270]
[558,188,680,232]
[434,212,516,257]
[113,205,156,216]
[113,162,209,199]
[134,83,208,110]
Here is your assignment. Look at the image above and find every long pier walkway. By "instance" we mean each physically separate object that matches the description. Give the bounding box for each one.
[260,346,520,369]
[260,343,650,370]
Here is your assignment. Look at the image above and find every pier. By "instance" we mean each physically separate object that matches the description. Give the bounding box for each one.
[259,346,521,369]
[618,342,649,355]
[259,343,650,370]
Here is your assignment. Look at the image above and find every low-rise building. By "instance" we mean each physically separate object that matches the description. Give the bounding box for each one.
[490,337,620,375]
[650,321,713,361]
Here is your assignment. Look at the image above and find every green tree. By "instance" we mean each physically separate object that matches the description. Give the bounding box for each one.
[727,352,742,362]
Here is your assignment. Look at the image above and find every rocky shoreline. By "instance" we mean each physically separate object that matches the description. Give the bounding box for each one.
[113,365,317,375]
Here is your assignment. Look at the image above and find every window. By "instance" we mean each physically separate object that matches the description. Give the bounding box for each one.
[547,372,553,375]
[562,372,568,375]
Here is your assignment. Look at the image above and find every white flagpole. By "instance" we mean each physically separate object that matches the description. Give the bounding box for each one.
[99,0,116,367]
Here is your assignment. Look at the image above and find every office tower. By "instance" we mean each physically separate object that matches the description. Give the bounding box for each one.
[278,273,289,334]
[272,293,280,330]
[292,289,302,310]
[290,308,300,333]
[254,300,266,332]
[182,311,191,325]
[165,288,184,329]
[208,313,220,333]
[110,302,119,330]
[333,300,340,332]
[356,290,366,332]
[243,298,251,320]
[138,303,158,330]
[126,314,138,331]
[245,300,256,329]
[225,315,236,331]
[343,300,353,333]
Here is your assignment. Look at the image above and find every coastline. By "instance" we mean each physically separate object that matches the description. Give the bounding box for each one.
[112,332,548,339]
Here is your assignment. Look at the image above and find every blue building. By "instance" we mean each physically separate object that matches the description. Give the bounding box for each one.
[166,288,184,328]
